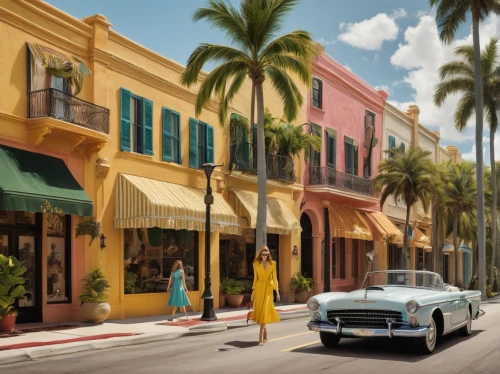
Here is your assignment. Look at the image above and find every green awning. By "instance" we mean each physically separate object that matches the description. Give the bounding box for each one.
[0,144,93,216]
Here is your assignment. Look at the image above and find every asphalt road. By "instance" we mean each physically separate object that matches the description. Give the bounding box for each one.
[3,302,500,374]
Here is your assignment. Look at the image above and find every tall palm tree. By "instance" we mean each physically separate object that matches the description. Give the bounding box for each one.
[430,161,450,273]
[442,162,477,286]
[434,37,500,286]
[429,0,500,297]
[180,0,320,248]
[374,147,435,269]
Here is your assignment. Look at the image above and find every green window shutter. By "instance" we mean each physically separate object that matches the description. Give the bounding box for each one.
[243,129,250,166]
[142,98,153,156]
[120,88,131,152]
[353,144,358,176]
[206,124,214,163]
[162,107,173,162]
[388,135,396,149]
[189,118,199,168]
[400,142,406,153]
[345,142,352,174]
[326,133,336,167]
[172,110,181,164]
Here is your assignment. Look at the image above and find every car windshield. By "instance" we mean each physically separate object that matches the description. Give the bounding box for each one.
[361,271,444,290]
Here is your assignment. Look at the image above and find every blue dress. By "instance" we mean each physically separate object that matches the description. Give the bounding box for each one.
[168,269,190,307]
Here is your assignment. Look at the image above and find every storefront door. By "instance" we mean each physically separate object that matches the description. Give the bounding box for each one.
[0,214,42,323]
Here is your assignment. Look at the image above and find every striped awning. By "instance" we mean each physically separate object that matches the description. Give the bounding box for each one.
[362,211,403,245]
[412,228,431,248]
[229,189,301,235]
[114,174,239,234]
[329,204,372,240]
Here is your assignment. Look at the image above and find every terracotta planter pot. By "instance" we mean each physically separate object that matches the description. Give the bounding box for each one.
[0,315,16,333]
[219,294,227,309]
[294,288,309,303]
[81,302,111,323]
[226,294,244,308]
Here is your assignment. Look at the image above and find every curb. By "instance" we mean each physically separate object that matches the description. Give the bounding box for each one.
[0,309,308,365]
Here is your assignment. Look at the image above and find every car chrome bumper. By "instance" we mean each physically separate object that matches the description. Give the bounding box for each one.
[307,321,430,338]
[474,309,485,320]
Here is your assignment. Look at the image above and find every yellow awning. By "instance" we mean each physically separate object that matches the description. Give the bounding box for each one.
[412,228,431,248]
[229,189,301,235]
[329,204,372,240]
[115,174,239,234]
[362,211,403,245]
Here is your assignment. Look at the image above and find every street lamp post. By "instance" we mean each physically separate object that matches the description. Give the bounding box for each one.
[200,162,221,321]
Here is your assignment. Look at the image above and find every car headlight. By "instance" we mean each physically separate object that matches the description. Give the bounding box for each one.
[307,297,319,311]
[312,312,322,321]
[406,300,419,314]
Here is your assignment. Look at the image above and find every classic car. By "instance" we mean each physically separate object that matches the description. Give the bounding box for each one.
[307,270,485,354]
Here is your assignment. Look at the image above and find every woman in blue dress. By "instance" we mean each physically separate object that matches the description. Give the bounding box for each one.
[167,260,190,321]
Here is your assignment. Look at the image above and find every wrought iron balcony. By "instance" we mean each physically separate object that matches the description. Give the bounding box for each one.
[230,141,296,183]
[306,166,377,197]
[28,88,110,135]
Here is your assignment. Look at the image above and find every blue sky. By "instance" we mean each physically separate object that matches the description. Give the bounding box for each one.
[46,0,500,162]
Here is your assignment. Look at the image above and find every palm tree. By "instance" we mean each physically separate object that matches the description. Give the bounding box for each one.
[180,0,320,248]
[374,147,435,269]
[429,0,500,297]
[434,37,500,286]
[442,162,477,286]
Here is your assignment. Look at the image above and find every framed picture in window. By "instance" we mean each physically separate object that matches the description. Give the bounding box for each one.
[15,211,35,225]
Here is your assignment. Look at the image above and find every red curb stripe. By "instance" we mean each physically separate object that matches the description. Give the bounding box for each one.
[0,333,142,351]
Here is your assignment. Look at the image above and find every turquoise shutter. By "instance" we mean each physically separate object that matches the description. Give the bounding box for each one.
[206,124,214,163]
[162,107,173,162]
[120,88,131,152]
[189,118,199,168]
[52,76,63,90]
[388,135,396,149]
[172,110,181,164]
[142,98,153,156]
[400,142,406,153]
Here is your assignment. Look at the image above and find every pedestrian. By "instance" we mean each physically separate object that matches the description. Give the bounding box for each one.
[250,245,280,346]
[167,260,190,321]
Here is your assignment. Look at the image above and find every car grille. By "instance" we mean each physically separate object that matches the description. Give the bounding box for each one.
[327,309,403,328]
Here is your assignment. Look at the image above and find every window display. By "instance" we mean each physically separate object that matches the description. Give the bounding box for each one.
[124,228,198,294]
[46,214,70,303]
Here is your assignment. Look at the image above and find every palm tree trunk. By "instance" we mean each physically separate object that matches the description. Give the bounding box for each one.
[250,80,255,152]
[453,210,459,286]
[472,16,487,297]
[402,205,411,270]
[255,82,267,249]
[490,134,497,287]
[432,200,439,273]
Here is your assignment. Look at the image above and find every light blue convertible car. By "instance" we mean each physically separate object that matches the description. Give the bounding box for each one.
[307,270,485,354]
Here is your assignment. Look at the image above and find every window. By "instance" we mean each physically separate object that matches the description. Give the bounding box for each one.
[162,107,181,164]
[46,214,71,303]
[326,132,336,167]
[120,88,153,155]
[312,78,322,109]
[344,136,358,176]
[388,135,396,149]
[189,118,214,168]
[331,238,337,279]
[339,238,346,279]
[123,228,198,294]
[400,142,406,153]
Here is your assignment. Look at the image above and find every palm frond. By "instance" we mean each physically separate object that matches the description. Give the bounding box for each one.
[433,79,475,106]
[454,93,475,131]
[262,54,312,85]
[265,66,302,122]
[217,69,248,129]
[260,30,320,63]
[431,0,470,44]
[439,60,474,80]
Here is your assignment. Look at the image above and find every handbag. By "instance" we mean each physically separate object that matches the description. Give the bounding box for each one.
[246,300,253,324]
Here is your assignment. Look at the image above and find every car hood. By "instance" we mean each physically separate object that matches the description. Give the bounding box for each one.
[325,287,438,311]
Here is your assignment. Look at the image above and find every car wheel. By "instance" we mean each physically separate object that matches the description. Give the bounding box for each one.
[414,316,437,354]
[458,308,472,337]
[320,332,341,348]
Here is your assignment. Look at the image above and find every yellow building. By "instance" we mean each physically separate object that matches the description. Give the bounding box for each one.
[0,0,304,322]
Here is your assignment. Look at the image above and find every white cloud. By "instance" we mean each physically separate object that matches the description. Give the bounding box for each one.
[317,37,336,46]
[375,85,391,94]
[414,10,432,19]
[338,11,403,51]
[389,14,500,148]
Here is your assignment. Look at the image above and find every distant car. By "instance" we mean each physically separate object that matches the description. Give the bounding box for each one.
[307,270,485,354]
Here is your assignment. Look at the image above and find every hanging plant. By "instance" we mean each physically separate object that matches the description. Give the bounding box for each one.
[147,227,163,247]
[75,217,101,246]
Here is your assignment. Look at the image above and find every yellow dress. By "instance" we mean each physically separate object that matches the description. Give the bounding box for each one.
[251,261,280,324]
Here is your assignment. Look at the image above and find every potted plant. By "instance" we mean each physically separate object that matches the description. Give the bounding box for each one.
[290,272,314,303]
[0,255,27,333]
[221,278,245,308]
[80,265,111,323]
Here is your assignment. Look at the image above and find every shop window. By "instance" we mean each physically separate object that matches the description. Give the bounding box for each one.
[124,228,198,294]
[339,238,346,279]
[46,214,71,303]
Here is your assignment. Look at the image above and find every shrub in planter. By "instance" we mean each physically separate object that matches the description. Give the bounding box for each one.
[0,254,27,332]
[290,272,314,303]
[80,265,111,323]
[221,278,245,307]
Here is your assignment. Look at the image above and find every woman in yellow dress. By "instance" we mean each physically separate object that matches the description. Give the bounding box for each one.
[251,245,280,346]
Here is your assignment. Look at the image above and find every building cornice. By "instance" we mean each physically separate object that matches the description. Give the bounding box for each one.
[0,6,88,58]
[384,102,413,126]
[91,49,220,114]
[0,111,26,124]
[12,0,93,38]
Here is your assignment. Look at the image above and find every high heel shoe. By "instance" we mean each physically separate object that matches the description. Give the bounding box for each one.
[263,328,268,342]
[258,341,264,346]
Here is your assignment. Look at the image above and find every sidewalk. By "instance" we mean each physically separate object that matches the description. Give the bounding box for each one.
[0,304,308,365]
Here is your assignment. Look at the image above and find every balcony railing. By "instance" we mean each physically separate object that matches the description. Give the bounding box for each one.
[306,166,377,197]
[28,88,110,135]
[230,141,295,183]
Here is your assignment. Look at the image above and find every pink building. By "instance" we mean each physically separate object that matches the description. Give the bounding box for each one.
[300,53,400,293]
